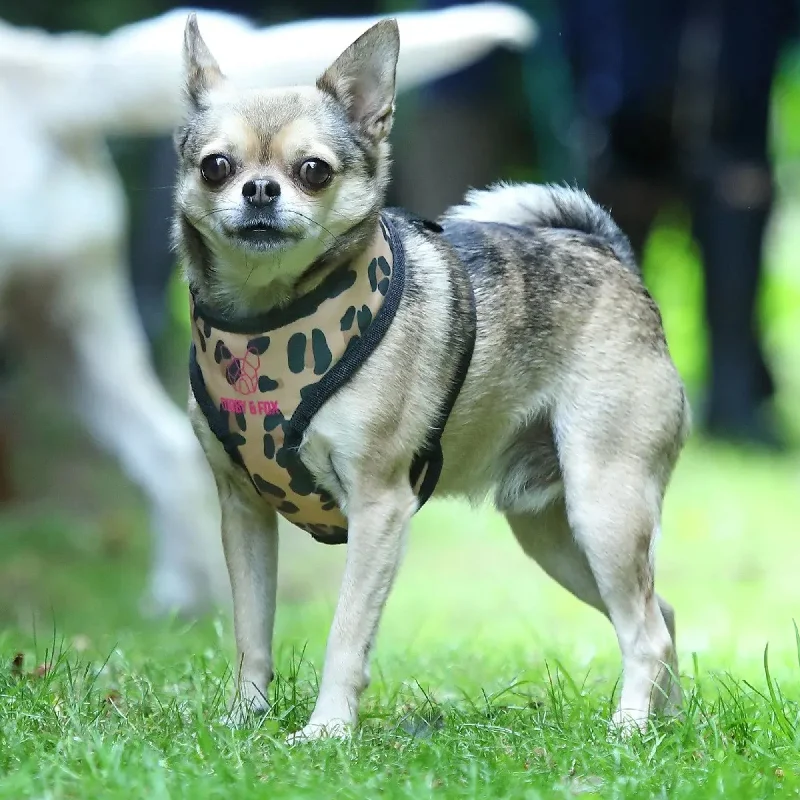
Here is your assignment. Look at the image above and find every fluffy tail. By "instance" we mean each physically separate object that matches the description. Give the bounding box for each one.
[445,182,638,272]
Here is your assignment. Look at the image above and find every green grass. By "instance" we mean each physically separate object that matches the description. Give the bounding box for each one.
[2,438,800,798]
[1,628,799,799]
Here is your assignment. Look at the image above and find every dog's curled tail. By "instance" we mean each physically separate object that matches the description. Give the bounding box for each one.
[444,182,638,272]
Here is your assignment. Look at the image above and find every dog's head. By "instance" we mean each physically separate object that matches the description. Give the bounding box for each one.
[174,14,399,307]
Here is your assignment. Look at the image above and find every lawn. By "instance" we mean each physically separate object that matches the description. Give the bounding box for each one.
[1,436,800,799]
[3,56,800,800]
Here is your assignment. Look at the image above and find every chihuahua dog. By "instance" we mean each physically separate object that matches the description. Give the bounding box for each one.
[174,14,690,742]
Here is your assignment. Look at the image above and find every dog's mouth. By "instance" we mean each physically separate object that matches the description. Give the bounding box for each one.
[228,221,299,249]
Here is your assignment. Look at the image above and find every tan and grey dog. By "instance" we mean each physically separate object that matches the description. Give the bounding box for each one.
[174,13,690,742]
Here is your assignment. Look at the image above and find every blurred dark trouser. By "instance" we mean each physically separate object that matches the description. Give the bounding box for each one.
[687,1,786,442]
[128,0,383,352]
[560,0,797,447]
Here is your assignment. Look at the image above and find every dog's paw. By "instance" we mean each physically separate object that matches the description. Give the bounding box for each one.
[221,700,269,729]
[664,678,684,719]
[609,708,649,739]
[285,718,351,745]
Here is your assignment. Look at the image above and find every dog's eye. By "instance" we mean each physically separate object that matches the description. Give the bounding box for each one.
[298,159,333,189]
[200,154,233,184]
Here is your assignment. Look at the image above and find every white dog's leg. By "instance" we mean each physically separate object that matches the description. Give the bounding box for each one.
[58,257,227,615]
[218,480,278,723]
[288,482,416,743]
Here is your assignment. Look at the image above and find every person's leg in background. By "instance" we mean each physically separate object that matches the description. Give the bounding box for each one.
[686,0,797,448]
[586,106,677,261]
[691,154,776,445]
[554,0,685,260]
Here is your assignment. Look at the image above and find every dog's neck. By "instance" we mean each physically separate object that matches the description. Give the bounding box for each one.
[182,210,381,322]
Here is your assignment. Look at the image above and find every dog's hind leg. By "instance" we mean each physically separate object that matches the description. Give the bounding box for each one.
[506,501,677,661]
[57,255,228,616]
[509,489,679,731]
[548,380,683,731]
[507,501,605,612]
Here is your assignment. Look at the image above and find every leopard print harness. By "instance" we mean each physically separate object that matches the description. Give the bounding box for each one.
[189,214,474,544]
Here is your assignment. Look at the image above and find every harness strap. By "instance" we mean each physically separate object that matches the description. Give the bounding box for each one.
[410,272,476,508]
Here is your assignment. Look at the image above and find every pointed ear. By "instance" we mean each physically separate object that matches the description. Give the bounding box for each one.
[183,13,224,108]
[317,19,400,146]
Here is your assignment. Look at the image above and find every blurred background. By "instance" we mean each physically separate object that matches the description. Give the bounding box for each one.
[1,0,800,676]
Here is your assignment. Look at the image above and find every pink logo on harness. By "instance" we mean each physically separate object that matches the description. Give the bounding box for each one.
[221,398,280,415]
[226,346,260,395]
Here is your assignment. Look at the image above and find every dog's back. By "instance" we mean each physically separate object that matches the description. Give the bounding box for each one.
[396,183,691,504]
[444,182,638,273]
[434,183,674,385]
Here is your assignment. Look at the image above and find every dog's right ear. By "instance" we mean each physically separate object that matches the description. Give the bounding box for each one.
[183,13,224,109]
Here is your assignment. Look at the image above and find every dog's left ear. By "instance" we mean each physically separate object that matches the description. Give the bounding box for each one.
[317,19,400,146]
[183,13,225,109]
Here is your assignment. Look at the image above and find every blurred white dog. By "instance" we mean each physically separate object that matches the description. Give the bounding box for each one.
[0,5,536,615]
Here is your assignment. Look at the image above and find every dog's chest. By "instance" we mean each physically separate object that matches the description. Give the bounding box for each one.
[190,224,394,543]
[189,216,451,545]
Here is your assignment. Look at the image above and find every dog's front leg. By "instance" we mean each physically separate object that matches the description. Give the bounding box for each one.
[218,480,279,724]
[289,481,416,743]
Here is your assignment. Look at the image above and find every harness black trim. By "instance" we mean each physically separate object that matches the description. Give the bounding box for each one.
[189,346,246,470]
[189,212,476,544]
[192,256,362,335]
[400,214,476,508]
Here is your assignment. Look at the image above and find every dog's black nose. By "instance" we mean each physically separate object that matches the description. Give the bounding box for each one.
[242,178,281,206]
